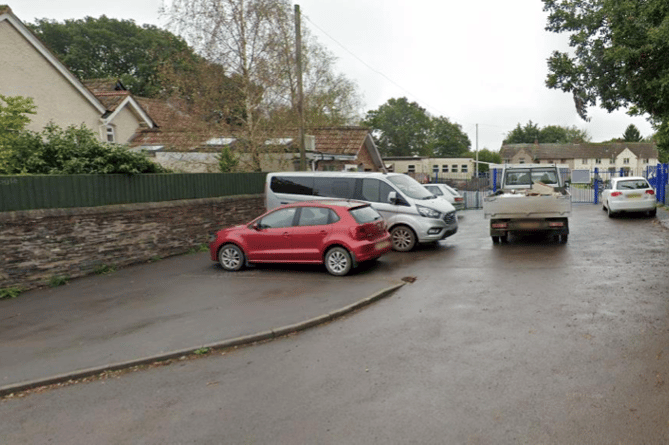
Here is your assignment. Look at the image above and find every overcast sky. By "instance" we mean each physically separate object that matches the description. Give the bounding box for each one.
[13,0,656,151]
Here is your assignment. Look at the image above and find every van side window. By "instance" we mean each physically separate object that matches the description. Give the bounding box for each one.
[361,178,394,203]
[314,177,355,199]
[270,177,314,195]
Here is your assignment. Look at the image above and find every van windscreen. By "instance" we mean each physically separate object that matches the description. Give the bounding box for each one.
[387,175,433,200]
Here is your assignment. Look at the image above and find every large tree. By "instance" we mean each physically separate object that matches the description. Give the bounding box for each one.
[362,97,471,158]
[503,121,590,144]
[543,0,669,158]
[428,117,471,158]
[163,0,362,171]
[622,124,643,142]
[267,9,362,128]
[28,16,194,98]
[362,98,432,157]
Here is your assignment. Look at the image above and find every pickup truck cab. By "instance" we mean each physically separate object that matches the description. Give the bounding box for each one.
[483,164,571,243]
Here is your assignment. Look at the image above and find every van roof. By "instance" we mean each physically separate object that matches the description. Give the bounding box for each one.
[280,199,368,209]
[267,171,395,177]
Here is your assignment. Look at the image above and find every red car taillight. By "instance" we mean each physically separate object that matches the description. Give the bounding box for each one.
[350,226,370,240]
[646,189,655,195]
[610,191,622,197]
[350,222,384,240]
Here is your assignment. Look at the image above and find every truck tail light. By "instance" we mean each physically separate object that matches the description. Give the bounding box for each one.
[454,197,464,202]
[611,191,622,197]
[548,221,564,227]
[491,222,508,229]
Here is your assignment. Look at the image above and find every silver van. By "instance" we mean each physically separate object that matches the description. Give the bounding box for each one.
[265,172,457,251]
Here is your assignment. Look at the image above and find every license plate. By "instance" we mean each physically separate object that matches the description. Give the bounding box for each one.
[517,221,541,229]
[375,241,390,250]
[627,194,641,198]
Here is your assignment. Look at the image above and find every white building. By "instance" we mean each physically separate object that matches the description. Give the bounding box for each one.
[499,142,659,176]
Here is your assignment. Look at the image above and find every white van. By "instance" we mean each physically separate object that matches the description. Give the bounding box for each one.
[265,172,457,251]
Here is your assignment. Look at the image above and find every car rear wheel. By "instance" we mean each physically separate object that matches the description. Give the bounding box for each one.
[607,202,615,218]
[218,244,245,271]
[648,208,657,217]
[324,247,352,276]
[390,225,417,252]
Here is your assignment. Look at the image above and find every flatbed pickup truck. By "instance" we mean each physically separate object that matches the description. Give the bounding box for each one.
[483,164,571,243]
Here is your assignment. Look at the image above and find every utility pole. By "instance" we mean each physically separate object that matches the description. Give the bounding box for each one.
[295,5,306,171]
[475,123,479,189]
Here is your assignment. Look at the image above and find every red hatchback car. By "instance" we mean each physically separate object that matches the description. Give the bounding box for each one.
[209,200,392,276]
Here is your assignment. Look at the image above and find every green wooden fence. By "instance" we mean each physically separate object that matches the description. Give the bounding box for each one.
[0,173,267,212]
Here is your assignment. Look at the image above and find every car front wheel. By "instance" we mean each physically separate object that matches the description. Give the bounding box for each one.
[218,244,245,271]
[390,225,417,252]
[324,247,352,276]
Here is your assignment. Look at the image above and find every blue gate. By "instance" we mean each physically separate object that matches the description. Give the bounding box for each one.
[590,164,668,205]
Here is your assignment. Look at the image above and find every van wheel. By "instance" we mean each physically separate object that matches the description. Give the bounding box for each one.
[390,226,416,252]
[324,247,352,276]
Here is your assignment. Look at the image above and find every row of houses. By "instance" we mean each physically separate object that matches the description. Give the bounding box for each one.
[500,143,659,176]
[0,5,660,180]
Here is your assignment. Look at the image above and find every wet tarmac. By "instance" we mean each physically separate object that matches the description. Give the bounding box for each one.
[2,204,669,444]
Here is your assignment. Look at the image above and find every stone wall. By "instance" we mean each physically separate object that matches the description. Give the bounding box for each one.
[0,195,265,291]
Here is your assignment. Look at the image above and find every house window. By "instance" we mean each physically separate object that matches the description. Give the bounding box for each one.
[461,165,468,173]
[442,165,449,173]
[407,165,415,173]
[610,158,615,164]
[644,158,649,164]
[105,125,116,143]
[560,159,566,164]
[433,165,439,174]
[595,159,602,164]
[582,159,588,164]
[451,165,458,173]
[623,158,630,164]
[519,159,525,164]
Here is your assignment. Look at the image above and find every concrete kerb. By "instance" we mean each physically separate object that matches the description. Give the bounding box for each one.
[0,282,405,398]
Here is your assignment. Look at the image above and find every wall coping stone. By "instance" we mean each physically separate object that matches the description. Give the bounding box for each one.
[0,194,265,222]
